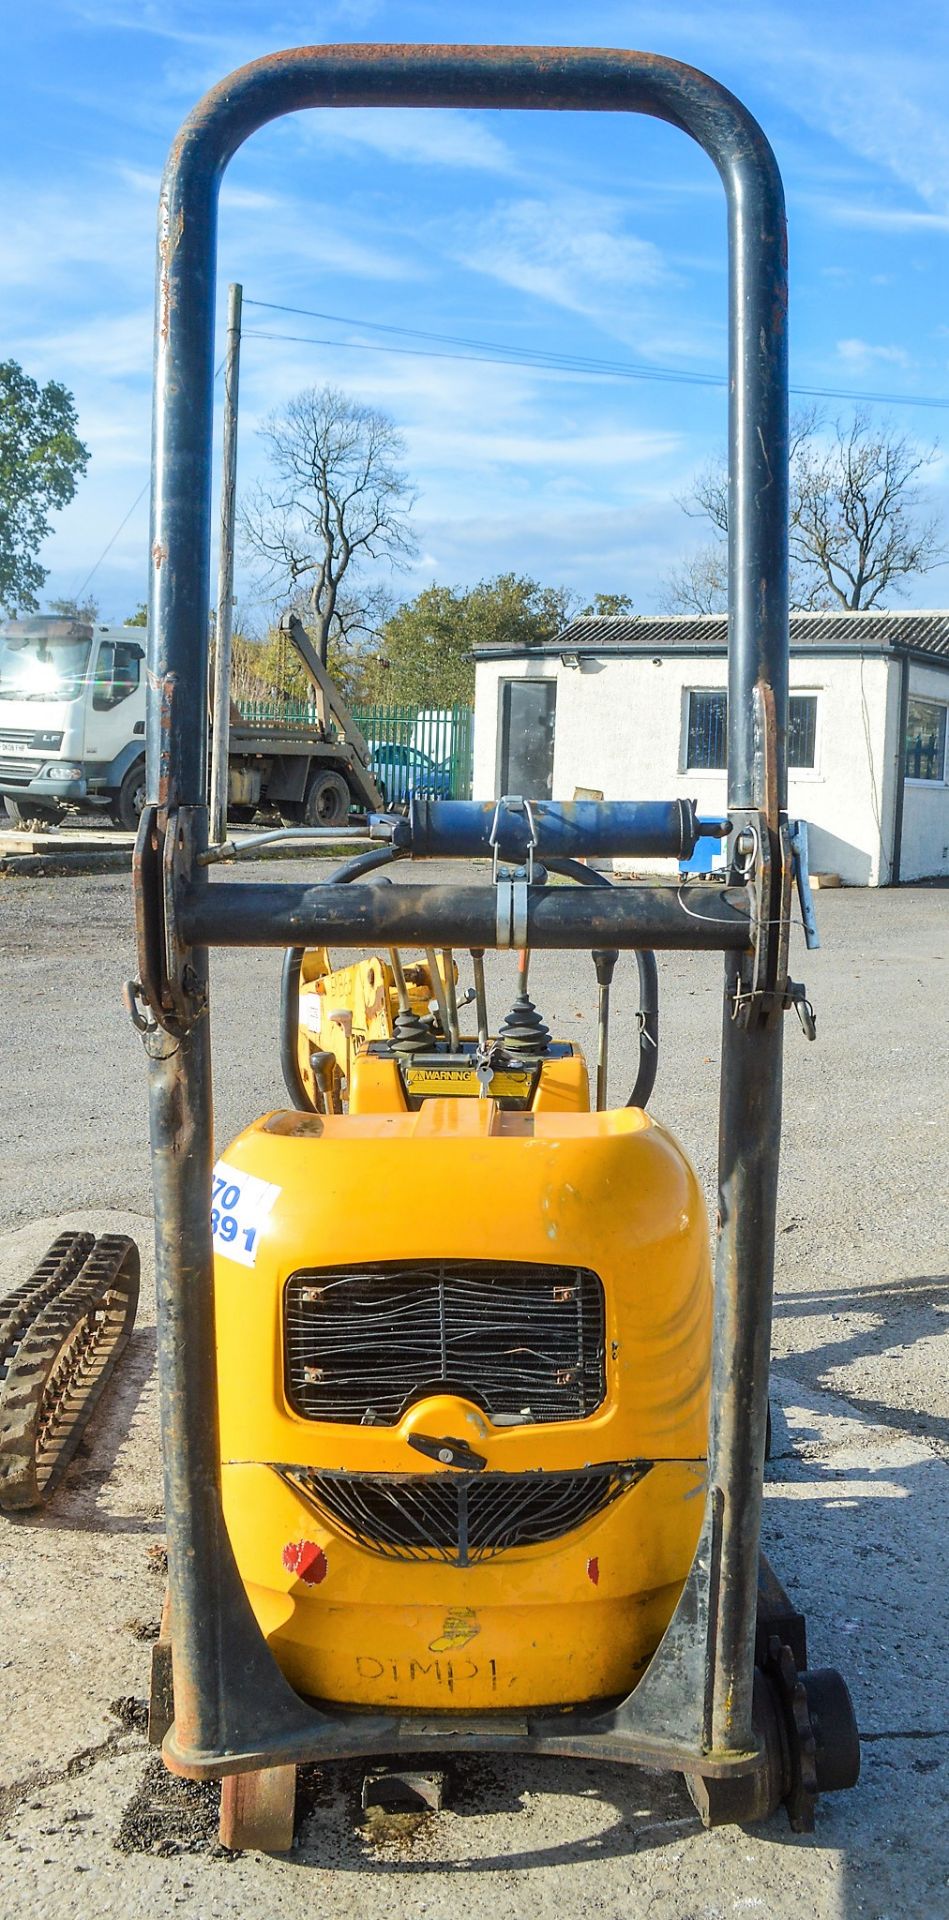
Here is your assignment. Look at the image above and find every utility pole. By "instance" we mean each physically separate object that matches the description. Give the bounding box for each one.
[209,281,242,845]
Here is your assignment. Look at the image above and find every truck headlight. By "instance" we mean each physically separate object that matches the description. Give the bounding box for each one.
[44,761,84,780]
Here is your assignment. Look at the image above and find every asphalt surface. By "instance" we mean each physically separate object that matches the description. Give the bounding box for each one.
[0,859,947,1919]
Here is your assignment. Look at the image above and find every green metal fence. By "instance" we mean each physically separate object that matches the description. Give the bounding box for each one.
[240,697,319,728]
[355,702,474,802]
[237,698,475,801]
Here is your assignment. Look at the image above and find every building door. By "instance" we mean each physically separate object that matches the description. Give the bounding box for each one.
[498,679,556,798]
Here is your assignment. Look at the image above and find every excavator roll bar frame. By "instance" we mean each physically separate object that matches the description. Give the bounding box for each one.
[133,45,798,1801]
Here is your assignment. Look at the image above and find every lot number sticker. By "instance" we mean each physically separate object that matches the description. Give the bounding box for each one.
[211,1162,281,1268]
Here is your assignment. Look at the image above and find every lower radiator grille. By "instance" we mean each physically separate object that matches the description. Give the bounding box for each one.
[0,758,40,782]
[275,1463,647,1565]
[284,1260,606,1427]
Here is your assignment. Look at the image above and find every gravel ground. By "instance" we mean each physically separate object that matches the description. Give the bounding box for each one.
[0,860,947,1919]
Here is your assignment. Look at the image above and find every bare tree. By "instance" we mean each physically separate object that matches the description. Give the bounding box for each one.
[657,547,727,615]
[662,407,945,612]
[791,410,944,608]
[240,385,417,663]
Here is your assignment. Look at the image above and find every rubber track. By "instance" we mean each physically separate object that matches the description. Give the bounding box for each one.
[0,1234,140,1511]
[0,1232,95,1373]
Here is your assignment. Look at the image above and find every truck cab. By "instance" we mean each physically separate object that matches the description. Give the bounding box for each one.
[0,616,146,827]
[0,608,383,833]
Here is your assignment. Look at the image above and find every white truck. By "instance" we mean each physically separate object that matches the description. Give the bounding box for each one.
[0,612,382,829]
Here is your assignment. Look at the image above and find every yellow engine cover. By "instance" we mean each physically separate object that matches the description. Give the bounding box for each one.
[214,1098,711,1711]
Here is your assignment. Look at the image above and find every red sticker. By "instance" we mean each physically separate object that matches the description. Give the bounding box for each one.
[586,1556,600,1586]
[283,1539,327,1585]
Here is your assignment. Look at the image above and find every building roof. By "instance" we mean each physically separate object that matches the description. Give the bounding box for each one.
[472,609,949,661]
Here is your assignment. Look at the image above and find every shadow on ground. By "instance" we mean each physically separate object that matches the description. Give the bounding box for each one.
[772,1274,949,1455]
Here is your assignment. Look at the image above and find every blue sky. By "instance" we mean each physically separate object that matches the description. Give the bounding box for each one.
[3,1,948,624]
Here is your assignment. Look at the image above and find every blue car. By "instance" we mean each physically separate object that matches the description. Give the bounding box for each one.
[370,742,453,806]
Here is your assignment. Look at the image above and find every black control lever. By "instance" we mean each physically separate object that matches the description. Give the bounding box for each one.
[407,1433,488,1471]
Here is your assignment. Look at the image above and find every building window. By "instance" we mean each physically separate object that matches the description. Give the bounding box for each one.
[685,690,818,770]
[787,694,818,770]
[904,696,947,782]
[686,690,727,769]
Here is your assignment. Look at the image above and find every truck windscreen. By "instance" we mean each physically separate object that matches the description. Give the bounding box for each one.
[0,623,93,701]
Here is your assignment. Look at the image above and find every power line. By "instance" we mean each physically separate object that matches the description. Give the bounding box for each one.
[245,297,714,384]
[72,480,149,605]
[243,327,723,388]
[70,356,228,605]
[244,296,949,412]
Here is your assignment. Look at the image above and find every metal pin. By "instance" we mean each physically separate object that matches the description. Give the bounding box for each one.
[424,946,452,1042]
[441,949,461,1050]
[592,950,619,1113]
[470,949,489,1048]
[389,947,410,1012]
[597,986,610,1110]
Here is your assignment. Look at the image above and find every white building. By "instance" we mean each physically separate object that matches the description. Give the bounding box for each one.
[472,610,949,886]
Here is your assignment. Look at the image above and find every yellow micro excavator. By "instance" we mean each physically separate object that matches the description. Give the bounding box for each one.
[215,930,705,1719]
[137,42,862,1858]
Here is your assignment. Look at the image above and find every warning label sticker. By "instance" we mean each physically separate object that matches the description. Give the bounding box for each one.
[404,1066,530,1099]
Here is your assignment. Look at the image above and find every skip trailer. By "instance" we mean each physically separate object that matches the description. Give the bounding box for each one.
[130,45,861,1852]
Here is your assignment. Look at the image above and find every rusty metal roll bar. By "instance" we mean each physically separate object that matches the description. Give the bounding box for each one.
[132,45,802,1799]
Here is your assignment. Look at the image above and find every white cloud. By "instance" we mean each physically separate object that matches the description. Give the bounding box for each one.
[220,184,284,214]
[0,188,152,294]
[236,330,552,431]
[0,167,420,346]
[116,164,160,196]
[836,339,912,371]
[300,107,515,177]
[29,311,155,381]
[792,54,949,215]
[417,498,685,607]
[230,211,419,286]
[813,200,949,235]
[404,424,680,474]
[72,4,244,50]
[457,193,671,334]
[586,4,949,213]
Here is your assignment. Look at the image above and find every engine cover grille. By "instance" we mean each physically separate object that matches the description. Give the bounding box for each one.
[276,1463,646,1564]
[284,1260,606,1427]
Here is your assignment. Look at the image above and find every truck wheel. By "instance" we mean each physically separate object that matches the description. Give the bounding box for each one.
[110,759,147,831]
[302,770,350,828]
[4,797,59,828]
